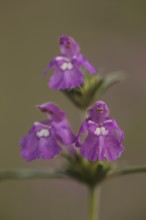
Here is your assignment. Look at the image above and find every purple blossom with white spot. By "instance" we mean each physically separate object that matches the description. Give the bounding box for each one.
[76,101,125,161]
[43,35,96,90]
[20,102,76,161]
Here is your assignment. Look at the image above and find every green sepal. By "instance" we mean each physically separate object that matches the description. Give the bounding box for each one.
[62,71,124,110]
[64,153,112,187]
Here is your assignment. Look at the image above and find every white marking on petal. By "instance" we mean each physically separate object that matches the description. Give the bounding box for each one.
[60,62,73,71]
[106,130,109,135]
[60,63,68,70]
[55,56,69,62]
[88,120,97,126]
[94,127,101,136]
[36,129,49,138]
[55,57,64,61]
[34,122,41,126]
[100,127,106,135]
[104,119,112,124]
[94,127,109,136]
[55,57,63,61]
[67,62,73,70]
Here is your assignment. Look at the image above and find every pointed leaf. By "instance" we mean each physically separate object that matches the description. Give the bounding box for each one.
[0,169,67,182]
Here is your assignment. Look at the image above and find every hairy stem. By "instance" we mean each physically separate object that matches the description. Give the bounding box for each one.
[88,186,101,220]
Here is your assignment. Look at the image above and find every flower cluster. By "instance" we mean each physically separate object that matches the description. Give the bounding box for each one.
[20,101,125,162]
[20,35,125,163]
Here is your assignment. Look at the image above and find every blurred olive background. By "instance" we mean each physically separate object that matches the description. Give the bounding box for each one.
[0,0,146,219]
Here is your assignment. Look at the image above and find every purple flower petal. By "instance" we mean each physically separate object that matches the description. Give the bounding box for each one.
[59,35,80,58]
[80,132,124,161]
[49,67,84,90]
[20,123,61,161]
[88,100,110,123]
[37,102,66,122]
[80,133,101,161]
[103,135,125,161]
[52,120,76,145]
[42,59,56,77]
[113,120,124,142]
[76,120,88,147]
[75,54,96,74]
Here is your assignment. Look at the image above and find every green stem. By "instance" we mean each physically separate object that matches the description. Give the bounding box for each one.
[0,169,66,181]
[107,165,146,180]
[88,186,101,220]
[79,110,86,122]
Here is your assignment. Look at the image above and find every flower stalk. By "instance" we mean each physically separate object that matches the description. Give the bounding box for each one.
[88,186,101,220]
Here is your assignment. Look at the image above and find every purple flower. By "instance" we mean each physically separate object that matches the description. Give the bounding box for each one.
[43,35,96,90]
[76,101,125,161]
[20,102,76,161]
[37,102,66,123]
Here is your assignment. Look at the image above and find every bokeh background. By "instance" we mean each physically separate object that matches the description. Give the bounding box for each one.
[0,0,146,219]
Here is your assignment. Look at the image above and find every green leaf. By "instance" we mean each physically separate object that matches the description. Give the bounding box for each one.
[0,169,67,182]
[107,165,146,180]
[97,71,125,96]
